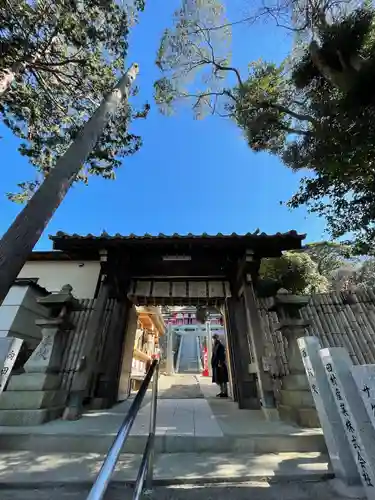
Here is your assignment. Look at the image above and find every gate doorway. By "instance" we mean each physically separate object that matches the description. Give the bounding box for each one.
[51,231,305,413]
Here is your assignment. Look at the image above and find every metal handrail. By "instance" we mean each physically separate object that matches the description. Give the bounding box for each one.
[86,359,159,500]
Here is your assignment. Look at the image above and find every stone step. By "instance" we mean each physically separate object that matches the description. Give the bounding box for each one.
[0,481,354,500]
[0,451,333,487]
[278,405,321,429]
[0,432,326,455]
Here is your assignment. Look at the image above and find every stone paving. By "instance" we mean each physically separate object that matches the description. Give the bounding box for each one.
[157,374,204,399]
[0,451,331,485]
[0,373,351,498]
[0,375,318,438]
[0,481,364,500]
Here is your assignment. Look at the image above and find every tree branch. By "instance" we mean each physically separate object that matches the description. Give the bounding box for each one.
[193,22,244,87]
[265,102,317,125]
[279,123,312,136]
[37,57,88,67]
[211,60,244,86]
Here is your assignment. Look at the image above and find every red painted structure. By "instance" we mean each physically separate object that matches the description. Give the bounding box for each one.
[202,347,209,377]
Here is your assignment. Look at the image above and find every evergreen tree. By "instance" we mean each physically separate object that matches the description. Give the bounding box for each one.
[156,1,375,253]
[0,0,148,201]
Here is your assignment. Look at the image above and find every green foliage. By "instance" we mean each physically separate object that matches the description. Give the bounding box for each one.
[298,241,354,276]
[348,258,375,289]
[231,60,299,154]
[259,251,330,295]
[155,2,375,253]
[1,0,147,201]
[154,0,232,119]
[231,7,375,254]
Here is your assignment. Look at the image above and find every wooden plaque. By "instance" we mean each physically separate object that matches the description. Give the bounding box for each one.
[208,281,224,298]
[134,281,152,297]
[172,282,187,297]
[188,281,207,298]
[152,281,170,297]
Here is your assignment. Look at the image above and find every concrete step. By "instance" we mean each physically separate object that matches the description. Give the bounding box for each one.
[0,451,333,487]
[0,481,356,500]
[0,431,326,454]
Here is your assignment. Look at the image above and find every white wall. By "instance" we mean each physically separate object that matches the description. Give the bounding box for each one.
[0,285,49,344]
[18,261,100,299]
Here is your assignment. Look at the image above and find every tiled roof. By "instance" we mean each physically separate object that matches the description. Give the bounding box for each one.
[50,230,306,242]
[14,278,49,295]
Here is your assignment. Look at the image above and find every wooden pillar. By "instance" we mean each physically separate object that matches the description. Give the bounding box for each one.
[63,272,110,420]
[91,299,130,409]
[242,272,278,419]
[117,305,138,401]
[226,296,259,409]
[221,303,237,402]
[222,301,239,402]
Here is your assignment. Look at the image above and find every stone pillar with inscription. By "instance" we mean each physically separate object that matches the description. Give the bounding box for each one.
[352,365,375,432]
[321,348,375,500]
[298,337,360,484]
[269,290,319,427]
[0,285,80,426]
[0,337,24,399]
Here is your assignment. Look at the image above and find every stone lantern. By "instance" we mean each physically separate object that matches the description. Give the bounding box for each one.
[0,285,80,426]
[269,289,319,427]
[25,284,80,374]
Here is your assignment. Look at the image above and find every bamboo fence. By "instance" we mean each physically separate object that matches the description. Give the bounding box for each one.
[257,289,375,378]
[61,291,375,392]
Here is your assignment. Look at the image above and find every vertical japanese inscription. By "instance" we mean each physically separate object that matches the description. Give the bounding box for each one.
[325,361,374,489]
[0,338,23,393]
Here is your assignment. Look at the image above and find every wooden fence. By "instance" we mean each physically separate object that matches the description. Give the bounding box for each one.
[258,289,375,378]
[60,291,375,395]
[60,298,117,392]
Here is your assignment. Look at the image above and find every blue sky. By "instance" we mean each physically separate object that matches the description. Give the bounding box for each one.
[0,0,328,250]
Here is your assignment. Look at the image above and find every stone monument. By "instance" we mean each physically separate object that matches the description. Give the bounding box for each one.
[269,290,319,427]
[298,336,360,484]
[0,285,80,426]
[320,347,375,500]
[0,337,23,394]
[352,364,375,437]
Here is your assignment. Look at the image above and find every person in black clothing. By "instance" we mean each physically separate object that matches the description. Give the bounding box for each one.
[211,333,229,398]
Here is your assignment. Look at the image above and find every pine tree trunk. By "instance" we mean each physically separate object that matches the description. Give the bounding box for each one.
[0,63,139,305]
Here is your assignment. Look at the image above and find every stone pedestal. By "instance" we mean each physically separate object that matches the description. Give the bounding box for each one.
[0,285,80,426]
[270,291,319,427]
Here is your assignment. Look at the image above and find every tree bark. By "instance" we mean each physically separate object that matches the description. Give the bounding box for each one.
[0,62,24,96]
[0,63,139,305]
[0,36,58,96]
[309,41,358,93]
